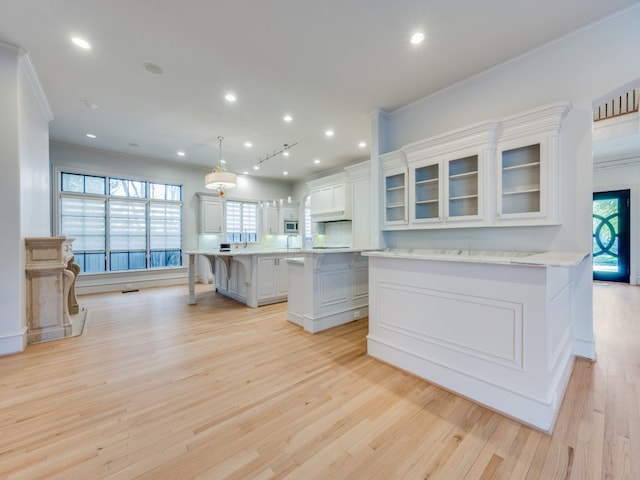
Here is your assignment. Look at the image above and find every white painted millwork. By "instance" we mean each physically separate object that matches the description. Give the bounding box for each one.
[345,160,372,249]
[363,249,589,432]
[186,250,298,308]
[280,206,299,222]
[256,255,290,302]
[380,104,571,230]
[287,249,369,334]
[198,194,224,234]
[262,205,279,234]
[381,152,408,227]
[496,103,571,226]
[263,205,299,234]
[307,173,353,222]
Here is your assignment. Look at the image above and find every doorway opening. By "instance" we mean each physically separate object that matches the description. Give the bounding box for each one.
[593,189,630,283]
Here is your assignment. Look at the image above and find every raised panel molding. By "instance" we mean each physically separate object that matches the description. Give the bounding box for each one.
[319,270,349,306]
[376,282,523,369]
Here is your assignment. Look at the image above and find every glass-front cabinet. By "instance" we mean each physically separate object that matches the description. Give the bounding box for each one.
[382,151,408,228]
[447,154,480,220]
[499,143,542,217]
[408,151,485,227]
[495,102,569,226]
[380,102,569,230]
[411,161,440,223]
[384,168,407,225]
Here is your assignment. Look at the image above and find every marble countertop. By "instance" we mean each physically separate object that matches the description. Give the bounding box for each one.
[185,248,369,256]
[362,249,590,267]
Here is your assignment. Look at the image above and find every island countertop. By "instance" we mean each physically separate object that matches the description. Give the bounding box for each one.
[185,247,370,256]
[362,249,589,267]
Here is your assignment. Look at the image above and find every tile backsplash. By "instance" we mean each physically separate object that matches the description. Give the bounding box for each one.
[313,221,352,248]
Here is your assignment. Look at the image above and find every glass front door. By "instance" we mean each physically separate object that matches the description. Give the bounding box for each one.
[593,190,630,282]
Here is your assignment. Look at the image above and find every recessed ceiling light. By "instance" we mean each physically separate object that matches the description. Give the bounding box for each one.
[410,32,425,45]
[253,165,260,170]
[177,151,185,157]
[220,159,226,164]
[314,159,321,164]
[86,133,96,139]
[244,141,252,148]
[71,37,91,49]
[283,150,290,157]
[243,171,249,175]
[143,63,164,75]
[283,114,293,122]
[283,171,289,176]
[325,129,334,137]
[358,141,367,148]
[225,93,237,102]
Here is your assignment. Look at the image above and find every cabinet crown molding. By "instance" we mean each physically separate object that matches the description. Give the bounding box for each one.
[499,102,572,141]
[402,120,500,163]
[306,172,350,190]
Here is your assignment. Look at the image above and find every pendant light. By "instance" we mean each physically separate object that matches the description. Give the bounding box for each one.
[205,136,237,194]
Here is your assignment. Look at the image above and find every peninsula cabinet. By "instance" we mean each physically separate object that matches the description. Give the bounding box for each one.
[256,255,291,303]
[495,102,571,226]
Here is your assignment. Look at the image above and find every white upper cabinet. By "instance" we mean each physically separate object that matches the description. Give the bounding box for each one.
[381,151,408,228]
[198,193,223,234]
[307,173,352,222]
[410,159,440,224]
[262,205,279,234]
[379,102,571,230]
[495,103,571,226]
[402,120,499,229]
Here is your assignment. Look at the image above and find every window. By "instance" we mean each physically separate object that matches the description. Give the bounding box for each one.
[304,195,313,245]
[59,172,183,274]
[225,200,258,243]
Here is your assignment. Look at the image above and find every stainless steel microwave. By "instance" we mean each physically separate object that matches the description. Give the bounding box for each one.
[284,220,299,233]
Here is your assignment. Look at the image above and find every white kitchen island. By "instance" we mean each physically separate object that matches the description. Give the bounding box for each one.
[186,249,301,307]
[287,249,369,333]
[362,248,589,432]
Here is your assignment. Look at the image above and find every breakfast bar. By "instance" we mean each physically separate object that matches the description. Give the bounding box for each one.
[362,248,589,432]
[186,249,302,308]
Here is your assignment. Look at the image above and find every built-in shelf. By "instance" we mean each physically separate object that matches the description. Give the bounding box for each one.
[381,102,569,229]
[448,155,479,218]
[384,167,408,225]
[503,161,540,172]
[500,144,541,216]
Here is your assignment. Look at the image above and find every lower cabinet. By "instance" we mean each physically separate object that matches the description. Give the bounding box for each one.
[213,253,292,307]
[257,255,289,304]
[214,258,247,303]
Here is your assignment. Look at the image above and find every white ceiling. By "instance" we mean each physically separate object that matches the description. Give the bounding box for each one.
[1,0,638,181]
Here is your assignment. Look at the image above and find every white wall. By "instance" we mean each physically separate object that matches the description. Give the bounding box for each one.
[0,44,23,355]
[0,44,52,356]
[593,158,640,284]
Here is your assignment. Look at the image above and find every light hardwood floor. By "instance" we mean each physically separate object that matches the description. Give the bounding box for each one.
[0,282,637,479]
